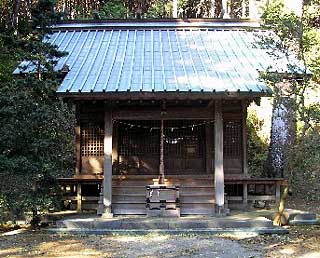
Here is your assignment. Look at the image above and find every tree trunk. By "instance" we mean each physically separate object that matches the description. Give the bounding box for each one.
[273,186,289,226]
[265,96,296,178]
[13,0,20,32]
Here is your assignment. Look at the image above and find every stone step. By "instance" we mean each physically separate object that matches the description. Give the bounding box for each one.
[285,209,319,225]
[56,216,274,230]
[48,227,289,235]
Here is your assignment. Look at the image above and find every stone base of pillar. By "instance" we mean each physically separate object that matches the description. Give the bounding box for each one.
[101,209,113,219]
[215,205,230,216]
[97,192,113,218]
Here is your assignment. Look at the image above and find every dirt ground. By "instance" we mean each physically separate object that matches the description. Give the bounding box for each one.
[0,226,319,258]
[239,225,320,258]
[0,232,262,258]
[1,197,319,258]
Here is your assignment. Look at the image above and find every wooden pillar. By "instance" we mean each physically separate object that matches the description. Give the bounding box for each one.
[76,183,82,212]
[205,122,213,174]
[159,119,165,184]
[275,183,281,203]
[75,103,81,175]
[214,101,225,212]
[112,122,118,165]
[242,100,248,177]
[243,183,248,206]
[102,110,113,217]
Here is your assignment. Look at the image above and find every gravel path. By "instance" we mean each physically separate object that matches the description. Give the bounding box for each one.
[0,232,262,258]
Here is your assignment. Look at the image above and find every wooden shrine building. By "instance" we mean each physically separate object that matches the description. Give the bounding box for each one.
[42,20,292,216]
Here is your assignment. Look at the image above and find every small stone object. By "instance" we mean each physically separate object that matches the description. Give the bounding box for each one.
[253,200,266,209]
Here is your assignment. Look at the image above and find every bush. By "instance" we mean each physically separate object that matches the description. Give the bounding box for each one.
[247,110,269,177]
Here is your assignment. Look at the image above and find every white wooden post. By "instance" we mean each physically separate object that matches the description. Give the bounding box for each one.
[102,110,113,218]
[214,101,225,213]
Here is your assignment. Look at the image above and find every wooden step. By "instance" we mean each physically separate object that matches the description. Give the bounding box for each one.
[181,203,215,215]
[180,196,215,204]
[113,187,146,195]
[180,207,215,215]
[113,203,146,215]
[111,177,216,215]
[113,195,145,203]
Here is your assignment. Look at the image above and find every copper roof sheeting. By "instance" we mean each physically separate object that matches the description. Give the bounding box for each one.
[14,21,308,96]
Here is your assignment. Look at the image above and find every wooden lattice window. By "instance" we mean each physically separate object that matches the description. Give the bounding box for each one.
[164,120,205,158]
[224,120,242,158]
[118,120,205,158]
[118,120,160,157]
[81,122,104,156]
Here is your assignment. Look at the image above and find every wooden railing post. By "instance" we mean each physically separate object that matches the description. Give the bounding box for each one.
[76,183,82,212]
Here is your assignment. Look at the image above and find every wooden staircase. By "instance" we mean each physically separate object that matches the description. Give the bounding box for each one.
[112,175,215,215]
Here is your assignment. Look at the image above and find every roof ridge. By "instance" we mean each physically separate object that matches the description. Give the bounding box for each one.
[52,19,261,31]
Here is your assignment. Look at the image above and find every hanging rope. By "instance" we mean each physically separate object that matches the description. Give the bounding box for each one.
[113,120,215,131]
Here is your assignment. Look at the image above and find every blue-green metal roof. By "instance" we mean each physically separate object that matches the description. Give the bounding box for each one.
[14,21,307,97]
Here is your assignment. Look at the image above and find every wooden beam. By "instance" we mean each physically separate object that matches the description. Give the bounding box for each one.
[57,92,270,101]
[113,106,214,120]
[102,109,113,217]
[214,101,225,211]
[75,103,81,175]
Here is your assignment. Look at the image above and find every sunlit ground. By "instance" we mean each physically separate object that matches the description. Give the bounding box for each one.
[238,225,320,258]
[0,232,261,258]
[0,226,319,258]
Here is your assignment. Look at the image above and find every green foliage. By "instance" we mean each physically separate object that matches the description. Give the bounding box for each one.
[289,131,320,201]
[0,0,74,223]
[259,0,320,198]
[247,110,269,177]
[181,0,213,18]
[146,0,172,18]
[229,0,249,19]
[100,0,129,19]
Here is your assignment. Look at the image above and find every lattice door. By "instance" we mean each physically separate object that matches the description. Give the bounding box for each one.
[81,122,104,157]
[223,119,243,174]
